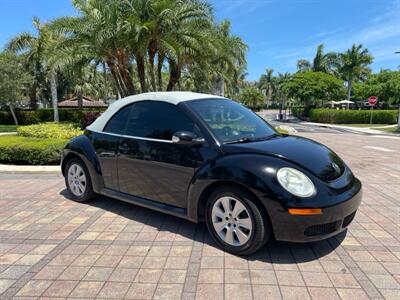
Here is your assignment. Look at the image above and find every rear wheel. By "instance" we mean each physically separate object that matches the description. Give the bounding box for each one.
[65,158,95,202]
[205,186,271,255]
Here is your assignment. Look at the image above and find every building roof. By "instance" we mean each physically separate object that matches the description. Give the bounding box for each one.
[87,92,226,132]
[58,96,108,108]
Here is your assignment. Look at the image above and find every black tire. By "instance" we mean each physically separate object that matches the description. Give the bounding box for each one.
[205,186,271,255]
[64,158,95,203]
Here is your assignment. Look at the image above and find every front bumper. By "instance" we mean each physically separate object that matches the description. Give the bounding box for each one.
[272,188,362,242]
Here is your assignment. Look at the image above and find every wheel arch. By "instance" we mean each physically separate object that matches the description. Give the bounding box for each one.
[61,135,104,193]
[196,180,271,225]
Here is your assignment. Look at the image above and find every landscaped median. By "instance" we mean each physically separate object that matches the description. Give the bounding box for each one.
[0,123,82,165]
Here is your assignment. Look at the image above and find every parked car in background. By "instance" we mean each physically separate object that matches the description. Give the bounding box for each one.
[61,92,362,255]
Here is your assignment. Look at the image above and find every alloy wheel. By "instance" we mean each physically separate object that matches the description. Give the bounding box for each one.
[67,163,87,197]
[211,196,253,246]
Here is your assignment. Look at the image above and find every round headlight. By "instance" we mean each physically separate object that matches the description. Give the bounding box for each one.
[277,167,316,197]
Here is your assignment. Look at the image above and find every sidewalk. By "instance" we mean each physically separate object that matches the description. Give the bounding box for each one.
[0,164,60,174]
[300,122,400,135]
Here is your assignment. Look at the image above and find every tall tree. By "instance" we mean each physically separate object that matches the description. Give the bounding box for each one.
[297,44,337,74]
[283,71,345,109]
[7,17,61,121]
[0,52,33,125]
[337,44,373,100]
[257,68,275,105]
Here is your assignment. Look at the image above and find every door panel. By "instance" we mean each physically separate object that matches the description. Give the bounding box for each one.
[91,131,120,190]
[116,101,208,208]
[118,138,204,208]
[90,104,133,191]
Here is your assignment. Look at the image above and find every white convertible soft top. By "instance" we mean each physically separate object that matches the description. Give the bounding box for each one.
[87,91,225,132]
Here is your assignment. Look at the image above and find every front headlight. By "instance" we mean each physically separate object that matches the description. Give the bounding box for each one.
[277,167,316,197]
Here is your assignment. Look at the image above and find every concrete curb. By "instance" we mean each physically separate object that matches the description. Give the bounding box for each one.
[300,122,400,136]
[0,132,17,136]
[0,164,61,174]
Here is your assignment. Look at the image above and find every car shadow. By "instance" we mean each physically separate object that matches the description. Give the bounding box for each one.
[60,189,346,263]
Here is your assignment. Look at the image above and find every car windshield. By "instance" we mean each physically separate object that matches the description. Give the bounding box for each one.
[187,99,278,143]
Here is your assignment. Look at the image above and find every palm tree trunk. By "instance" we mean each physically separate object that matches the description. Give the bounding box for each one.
[166,60,181,91]
[49,69,59,122]
[157,53,165,91]
[29,83,38,110]
[119,65,137,95]
[78,93,83,109]
[9,104,18,126]
[136,54,147,93]
[397,104,400,129]
[347,78,352,101]
[106,59,125,97]
[148,48,157,92]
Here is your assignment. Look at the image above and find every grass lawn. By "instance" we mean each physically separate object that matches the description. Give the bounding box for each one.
[376,126,400,134]
[337,124,394,128]
[276,127,289,134]
[0,125,18,132]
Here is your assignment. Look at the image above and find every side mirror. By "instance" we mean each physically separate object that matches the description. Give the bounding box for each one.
[172,131,205,145]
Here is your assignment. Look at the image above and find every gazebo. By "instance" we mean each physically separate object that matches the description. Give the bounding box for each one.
[58,96,108,108]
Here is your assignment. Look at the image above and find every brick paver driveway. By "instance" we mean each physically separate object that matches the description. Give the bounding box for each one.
[0,132,399,299]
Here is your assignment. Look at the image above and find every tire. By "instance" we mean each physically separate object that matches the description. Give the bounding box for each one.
[205,186,271,255]
[64,158,95,203]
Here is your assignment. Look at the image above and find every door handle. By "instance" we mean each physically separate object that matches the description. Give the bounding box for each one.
[99,151,116,158]
[118,143,129,154]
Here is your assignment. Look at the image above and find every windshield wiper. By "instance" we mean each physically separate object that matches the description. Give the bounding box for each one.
[225,134,279,144]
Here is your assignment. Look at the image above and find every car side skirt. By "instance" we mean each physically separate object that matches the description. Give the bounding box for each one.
[101,188,190,221]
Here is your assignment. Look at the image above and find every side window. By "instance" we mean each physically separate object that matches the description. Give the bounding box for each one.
[125,101,194,140]
[103,104,132,134]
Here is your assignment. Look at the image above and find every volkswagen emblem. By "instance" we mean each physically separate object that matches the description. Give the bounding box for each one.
[332,162,341,174]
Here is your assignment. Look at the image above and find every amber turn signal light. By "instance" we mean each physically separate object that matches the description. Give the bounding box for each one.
[288,208,322,215]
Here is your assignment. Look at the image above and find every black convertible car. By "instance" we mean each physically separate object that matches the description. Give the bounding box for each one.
[61,92,362,255]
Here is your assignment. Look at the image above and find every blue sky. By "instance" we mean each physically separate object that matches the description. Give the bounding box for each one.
[1,0,399,80]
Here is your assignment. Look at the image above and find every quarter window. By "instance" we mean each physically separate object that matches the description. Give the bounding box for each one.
[103,104,132,134]
[125,101,194,140]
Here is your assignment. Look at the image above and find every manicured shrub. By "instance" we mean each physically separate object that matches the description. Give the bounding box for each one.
[291,106,305,117]
[309,109,398,124]
[17,123,83,139]
[0,108,106,125]
[81,111,102,129]
[0,135,67,165]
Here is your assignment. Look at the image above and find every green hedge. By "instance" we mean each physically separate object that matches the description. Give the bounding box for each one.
[0,135,67,165]
[0,108,105,125]
[309,109,398,124]
[17,123,83,139]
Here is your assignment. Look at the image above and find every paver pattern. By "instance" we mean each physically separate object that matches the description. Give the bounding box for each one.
[0,132,399,299]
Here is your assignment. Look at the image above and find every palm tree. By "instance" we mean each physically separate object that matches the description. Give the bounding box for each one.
[7,17,61,121]
[209,20,247,96]
[50,0,137,97]
[297,44,337,74]
[258,68,275,106]
[337,44,373,100]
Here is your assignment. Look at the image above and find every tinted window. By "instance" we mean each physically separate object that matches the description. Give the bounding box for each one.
[187,99,277,143]
[103,104,132,134]
[125,101,194,140]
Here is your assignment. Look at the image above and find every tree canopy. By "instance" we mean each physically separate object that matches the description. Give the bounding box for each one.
[282,71,345,105]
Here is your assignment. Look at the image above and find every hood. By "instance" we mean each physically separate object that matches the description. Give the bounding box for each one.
[221,135,345,181]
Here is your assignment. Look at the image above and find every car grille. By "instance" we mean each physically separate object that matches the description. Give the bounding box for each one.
[304,221,339,237]
[304,210,358,237]
[342,211,356,228]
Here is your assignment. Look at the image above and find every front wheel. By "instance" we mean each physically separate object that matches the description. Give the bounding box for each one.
[205,186,271,256]
[65,158,95,203]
